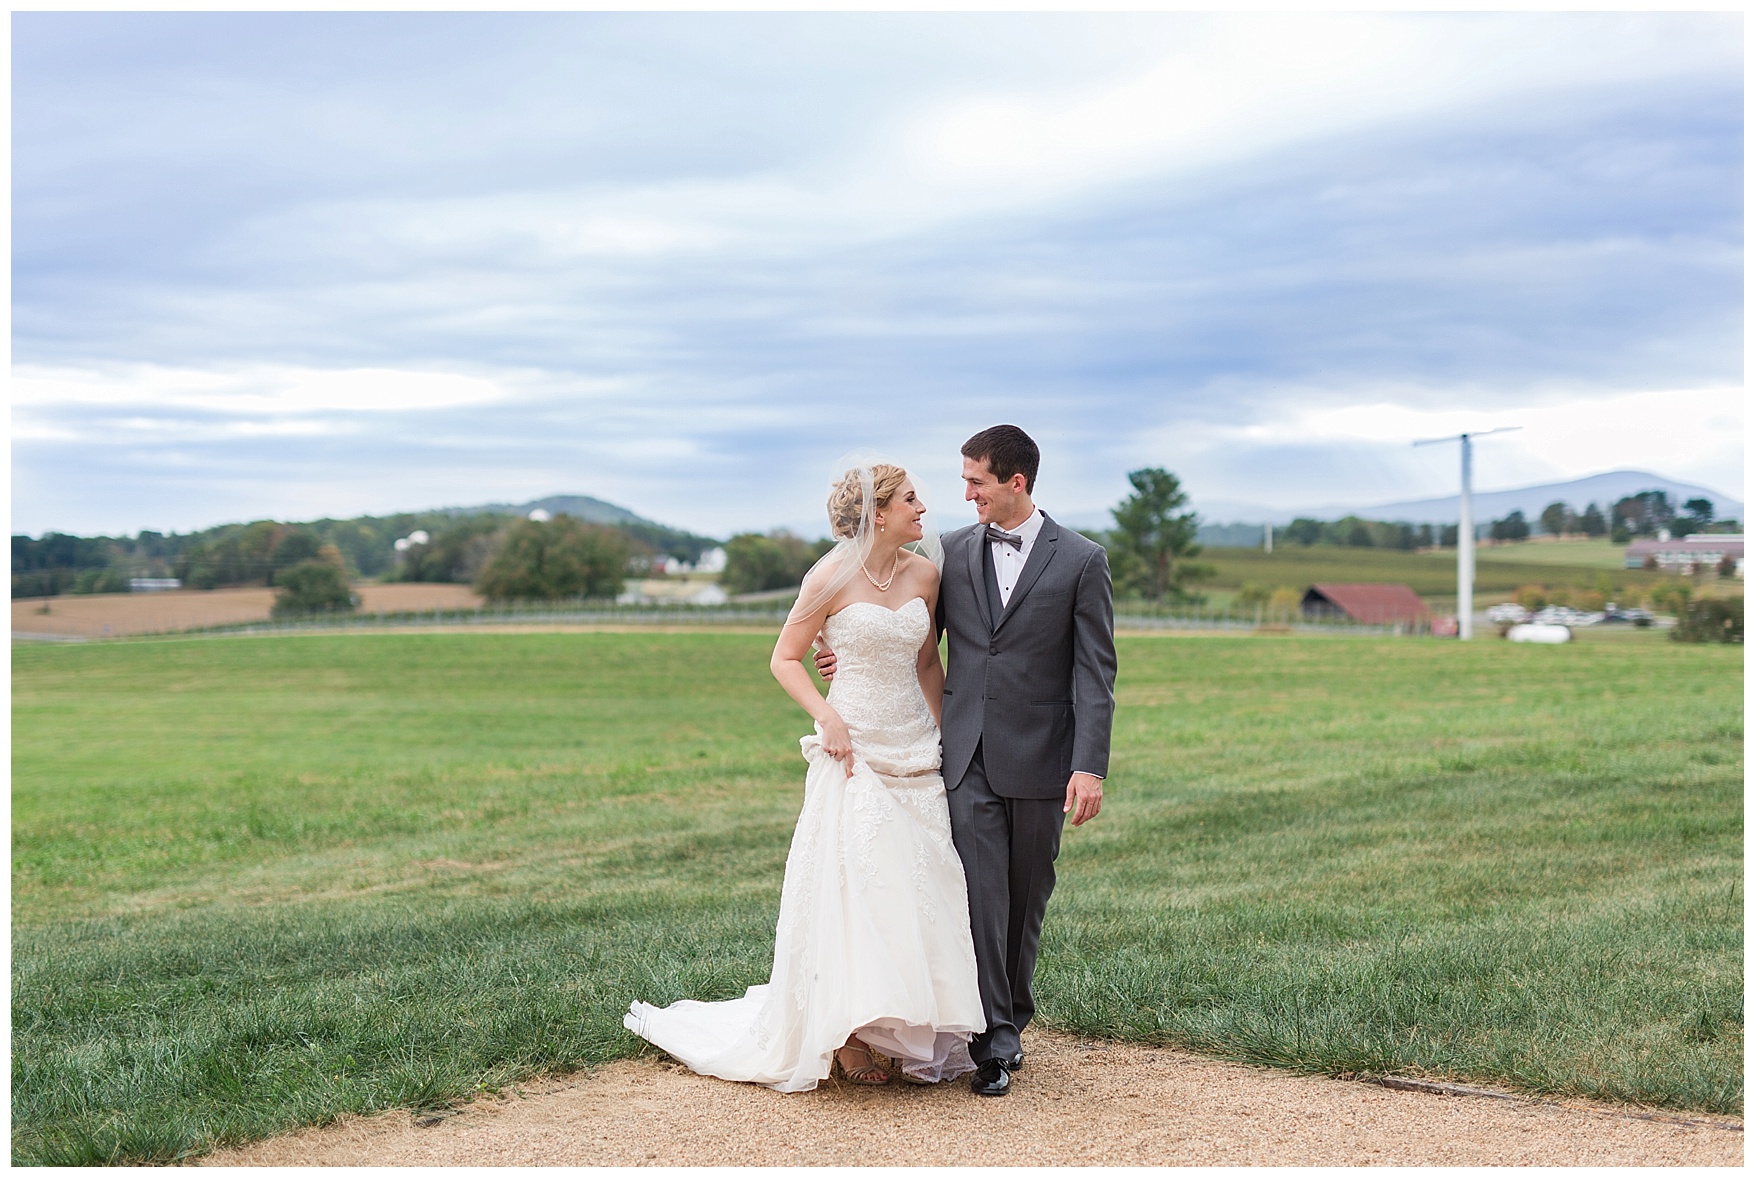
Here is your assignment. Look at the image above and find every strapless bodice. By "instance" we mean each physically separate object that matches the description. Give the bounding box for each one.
[810,597,940,778]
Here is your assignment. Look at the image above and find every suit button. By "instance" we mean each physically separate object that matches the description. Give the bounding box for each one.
[989,645,998,655]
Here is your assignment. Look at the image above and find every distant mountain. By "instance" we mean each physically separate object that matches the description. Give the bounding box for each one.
[434,493,724,561]
[1314,471,1742,528]
[11,491,726,595]
[1176,470,1742,529]
[435,493,646,527]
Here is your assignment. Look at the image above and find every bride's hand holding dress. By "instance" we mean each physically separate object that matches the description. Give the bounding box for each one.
[772,574,859,773]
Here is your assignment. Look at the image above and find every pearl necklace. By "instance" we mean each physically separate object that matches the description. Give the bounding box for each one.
[860,549,900,591]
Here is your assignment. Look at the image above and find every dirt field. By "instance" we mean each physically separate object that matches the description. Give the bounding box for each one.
[12,583,483,640]
[206,1030,1741,1167]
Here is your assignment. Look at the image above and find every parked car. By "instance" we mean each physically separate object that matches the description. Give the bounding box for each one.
[1485,602,1531,624]
[1531,605,1605,627]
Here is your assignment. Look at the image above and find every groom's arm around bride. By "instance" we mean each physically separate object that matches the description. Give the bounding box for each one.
[815,536,1113,822]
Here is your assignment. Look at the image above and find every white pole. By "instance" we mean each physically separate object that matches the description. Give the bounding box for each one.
[1413,425,1514,641]
[1458,434,1474,640]
[1264,522,1273,554]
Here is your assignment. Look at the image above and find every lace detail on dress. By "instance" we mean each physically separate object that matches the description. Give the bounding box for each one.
[808,598,942,897]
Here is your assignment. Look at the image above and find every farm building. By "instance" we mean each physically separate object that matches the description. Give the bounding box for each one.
[1301,582,1430,625]
[1623,535,1743,576]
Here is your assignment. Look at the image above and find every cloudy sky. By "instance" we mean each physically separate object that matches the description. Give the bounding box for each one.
[12,11,1743,539]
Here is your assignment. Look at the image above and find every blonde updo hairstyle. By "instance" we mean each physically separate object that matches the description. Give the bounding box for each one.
[827,463,908,540]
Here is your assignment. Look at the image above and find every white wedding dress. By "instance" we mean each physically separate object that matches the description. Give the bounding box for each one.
[625,597,983,1090]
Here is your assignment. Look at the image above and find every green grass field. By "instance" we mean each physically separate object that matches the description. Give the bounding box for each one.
[12,629,1743,1162]
[1471,538,1632,569]
[1200,543,1671,600]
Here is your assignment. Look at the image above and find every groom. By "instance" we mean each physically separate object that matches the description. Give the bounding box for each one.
[821,425,1117,1097]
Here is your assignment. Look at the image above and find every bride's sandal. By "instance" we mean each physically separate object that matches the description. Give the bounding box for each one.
[833,1041,892,1086]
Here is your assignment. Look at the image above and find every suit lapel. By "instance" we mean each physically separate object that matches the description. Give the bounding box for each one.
[965,526,995,633]
[993,514,1060,634]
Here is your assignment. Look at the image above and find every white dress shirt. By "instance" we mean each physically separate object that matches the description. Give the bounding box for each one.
[989,508,1045,610]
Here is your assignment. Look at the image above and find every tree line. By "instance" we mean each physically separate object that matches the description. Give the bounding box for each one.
[278,515,642,616]
[12,508,717,600]
[1487,493,1737,544]
[23,477,1737,617]
[1280,518,1451,549]
[1083,475,1746,605]
[1088,467,1436,604]
[1267,491,1739,552]
[238,513,648,618]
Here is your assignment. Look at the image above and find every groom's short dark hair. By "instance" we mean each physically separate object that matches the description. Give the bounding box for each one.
[962,425,1040,493]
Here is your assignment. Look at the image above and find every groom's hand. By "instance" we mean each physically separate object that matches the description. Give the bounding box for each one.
[813,645,838,681]
[1065,772,1103,826]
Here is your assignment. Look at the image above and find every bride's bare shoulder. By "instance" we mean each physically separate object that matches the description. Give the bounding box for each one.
[900,548,940,587]
[791,550,851,615]
[799,557,838,593]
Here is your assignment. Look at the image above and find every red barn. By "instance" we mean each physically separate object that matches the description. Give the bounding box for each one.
[1301,583,1430,625]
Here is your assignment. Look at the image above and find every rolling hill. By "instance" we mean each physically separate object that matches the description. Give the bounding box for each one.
[434,494,647,527]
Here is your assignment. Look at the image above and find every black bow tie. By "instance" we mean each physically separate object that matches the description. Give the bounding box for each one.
[984,525,1024,549]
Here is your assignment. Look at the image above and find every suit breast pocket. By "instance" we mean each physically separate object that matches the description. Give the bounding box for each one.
[1027,589,1071,614]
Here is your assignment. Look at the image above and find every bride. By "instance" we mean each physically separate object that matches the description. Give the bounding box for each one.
[625,460,983,1090]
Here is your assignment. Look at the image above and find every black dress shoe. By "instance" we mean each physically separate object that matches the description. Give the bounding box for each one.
[1006,1051,1024,1071]
[971,1057,1012,1097]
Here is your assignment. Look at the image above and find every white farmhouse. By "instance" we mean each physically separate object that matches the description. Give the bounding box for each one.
[1624,535,1743,577]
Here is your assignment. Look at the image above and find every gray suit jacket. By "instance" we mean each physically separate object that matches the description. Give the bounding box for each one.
[937,513,1117,799]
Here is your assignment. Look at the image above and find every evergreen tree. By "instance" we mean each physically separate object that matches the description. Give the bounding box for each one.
[1679,498,1715,536]
[1538,501,1572,536]
[1106,468,1210,602]
[1489,509,1530,542]
[1579,502,1607,537]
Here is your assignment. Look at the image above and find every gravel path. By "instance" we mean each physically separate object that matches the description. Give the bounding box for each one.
[207,1031,1740,1167]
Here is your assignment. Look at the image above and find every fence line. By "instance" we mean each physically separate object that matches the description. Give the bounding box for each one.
[140,602,1420,640]
[189,605,793,638]
[1113,613,1408,636]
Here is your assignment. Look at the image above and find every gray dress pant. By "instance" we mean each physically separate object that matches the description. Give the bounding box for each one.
[947,742,1066,1064]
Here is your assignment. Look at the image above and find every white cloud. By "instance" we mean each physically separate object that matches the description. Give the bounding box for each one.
[1280,387,1743,501]
[200,15,1740,278]
[1127,383,1745,510]
[900,16,1413,193]
[9,13,1740,537]
[887,13,1737,216]
[10,364,514,415]
[257,192,735,269]
[1290,387,1743,459]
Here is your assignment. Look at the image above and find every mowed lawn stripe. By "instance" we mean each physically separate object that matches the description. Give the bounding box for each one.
[11,631,1742,1163]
